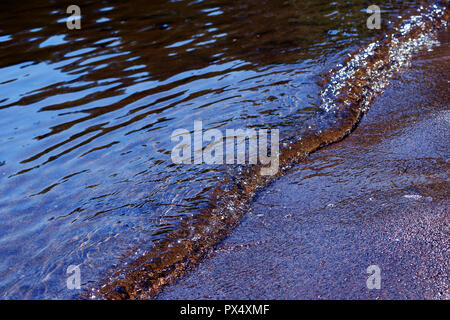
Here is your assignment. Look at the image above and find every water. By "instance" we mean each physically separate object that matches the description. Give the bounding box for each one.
[0,0,445,299]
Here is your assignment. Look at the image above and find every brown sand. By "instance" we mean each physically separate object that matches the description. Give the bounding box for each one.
[158,30,450,300]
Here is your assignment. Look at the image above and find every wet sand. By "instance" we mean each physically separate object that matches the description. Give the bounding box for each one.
[158,30,450,300]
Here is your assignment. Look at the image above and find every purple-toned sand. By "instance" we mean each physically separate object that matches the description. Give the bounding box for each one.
[158,31,450,300]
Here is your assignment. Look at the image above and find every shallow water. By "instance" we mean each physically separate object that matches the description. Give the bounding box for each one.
[0,0,442,298]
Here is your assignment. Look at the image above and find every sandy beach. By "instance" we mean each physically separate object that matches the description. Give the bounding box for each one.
[158,30,450,300]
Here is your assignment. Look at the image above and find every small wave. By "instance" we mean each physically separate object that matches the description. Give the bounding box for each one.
[87,1,448,299]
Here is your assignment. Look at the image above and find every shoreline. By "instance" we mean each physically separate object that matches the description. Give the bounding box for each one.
[158,29,449,299]
[90,4,449,299]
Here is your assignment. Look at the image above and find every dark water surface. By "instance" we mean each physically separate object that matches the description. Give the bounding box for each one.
[0,0,444,298]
